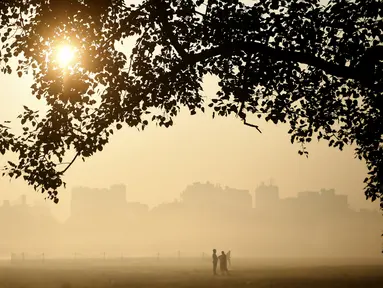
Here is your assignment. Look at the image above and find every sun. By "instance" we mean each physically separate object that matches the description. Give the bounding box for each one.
[56,45,75,68]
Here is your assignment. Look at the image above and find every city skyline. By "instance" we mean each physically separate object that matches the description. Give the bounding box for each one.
[1,177,380,223]
[1,182,381,259]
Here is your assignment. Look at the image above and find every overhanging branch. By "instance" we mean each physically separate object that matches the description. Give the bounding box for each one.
[156,0,188,59]
[149,40,383,103]
[58,151,80,174]
[170,41,382,92]
[195,42,382,90]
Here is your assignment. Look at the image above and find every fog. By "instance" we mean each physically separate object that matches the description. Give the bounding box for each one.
[1,182,381,261]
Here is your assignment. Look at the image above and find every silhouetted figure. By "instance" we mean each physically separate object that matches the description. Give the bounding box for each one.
[212,249,218,275]
[218,251,229,275]
[227,250,231,267]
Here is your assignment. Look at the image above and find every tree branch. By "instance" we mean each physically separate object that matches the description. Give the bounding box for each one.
[243,119,262,133]
[148,40,382,104]
[58,151,80,175]
[178,42,382,92]
[156,0,188,59]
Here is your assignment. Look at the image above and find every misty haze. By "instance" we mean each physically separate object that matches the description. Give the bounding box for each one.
[1,0,383,287]
[2,182,382,259]
[1,182,383,287]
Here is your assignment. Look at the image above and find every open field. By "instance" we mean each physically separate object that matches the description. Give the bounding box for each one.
[1,258,383,288]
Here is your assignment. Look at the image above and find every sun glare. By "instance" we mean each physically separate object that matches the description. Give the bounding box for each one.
[57,45,75,68]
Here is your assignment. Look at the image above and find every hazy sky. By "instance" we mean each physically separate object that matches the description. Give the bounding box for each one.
[0,0,378,222]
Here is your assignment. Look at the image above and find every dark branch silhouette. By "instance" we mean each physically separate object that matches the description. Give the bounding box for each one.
[59,151,81,175]
[243,120,262,134]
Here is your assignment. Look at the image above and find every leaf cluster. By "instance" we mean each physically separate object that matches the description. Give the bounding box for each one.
[0,0,382,207]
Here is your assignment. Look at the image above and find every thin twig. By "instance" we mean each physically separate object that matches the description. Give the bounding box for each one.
[59,151,80,174]
[243,119,262,133]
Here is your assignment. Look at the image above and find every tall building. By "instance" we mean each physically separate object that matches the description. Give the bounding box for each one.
[70,184,128,221]
[180,182,252,213]
[255,182,279,213]
[320,188,348,211]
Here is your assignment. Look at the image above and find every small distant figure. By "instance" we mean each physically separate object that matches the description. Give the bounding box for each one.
[218,251,229,275]
[212,249,218,275]
[227,250,231,267]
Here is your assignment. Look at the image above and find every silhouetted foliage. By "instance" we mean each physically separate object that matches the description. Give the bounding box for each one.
[0,0,382,206]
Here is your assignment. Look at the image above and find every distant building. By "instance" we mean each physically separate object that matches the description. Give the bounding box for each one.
[296,191,321,211]
[255,183,279,213]
[0,195,59,254]
[126,202,149,220]
[180,182,252,213]
[70,184,128,221]
[320,188,348,211]
[65,185,130,252]
[276,188,349,216]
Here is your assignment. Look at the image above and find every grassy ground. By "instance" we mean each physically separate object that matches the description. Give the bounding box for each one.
[0,258,382,288]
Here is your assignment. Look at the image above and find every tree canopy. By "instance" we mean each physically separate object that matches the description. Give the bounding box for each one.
[0,0,382,207]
